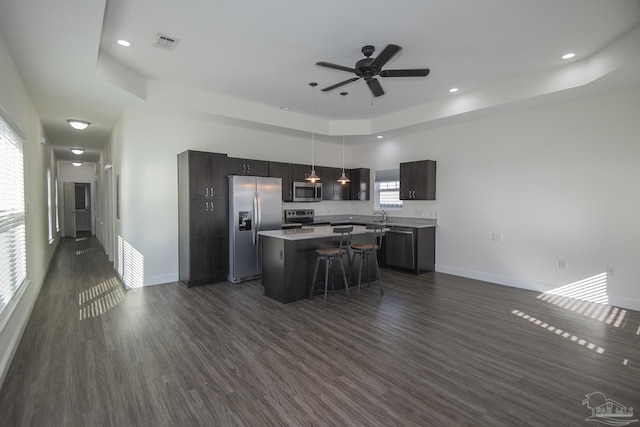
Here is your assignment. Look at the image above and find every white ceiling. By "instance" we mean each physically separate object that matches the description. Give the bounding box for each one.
[1,0,639,162]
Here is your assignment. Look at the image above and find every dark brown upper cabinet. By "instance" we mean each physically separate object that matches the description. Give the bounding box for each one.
[225,157,269,177]
[400,160,436,200]
[349,168,370,201]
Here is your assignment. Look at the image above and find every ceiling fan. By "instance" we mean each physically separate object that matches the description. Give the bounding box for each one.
[316,44,430,97]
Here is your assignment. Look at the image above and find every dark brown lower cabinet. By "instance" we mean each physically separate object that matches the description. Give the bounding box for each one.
[187,237,226,284]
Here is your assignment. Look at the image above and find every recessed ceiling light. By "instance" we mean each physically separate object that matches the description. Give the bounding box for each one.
[67,119,90,130]
[449,88,459,93]
[72,162,82,167]
[71,148,85,155]
[376,135,383,139]
[562,53,576,60]
[117,39,133,47]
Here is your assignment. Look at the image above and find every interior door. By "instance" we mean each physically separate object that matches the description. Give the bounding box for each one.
[64,181,76,238]
[75,183,91,232]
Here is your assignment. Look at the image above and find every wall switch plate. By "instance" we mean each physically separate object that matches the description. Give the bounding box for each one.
[492,233,502,242]
[559,259,568,270]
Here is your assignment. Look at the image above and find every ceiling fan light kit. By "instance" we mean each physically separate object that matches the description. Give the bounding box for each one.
[316,44,430,97]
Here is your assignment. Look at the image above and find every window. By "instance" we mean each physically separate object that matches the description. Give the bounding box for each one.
[0,109,26,315]
[375,169,403,209]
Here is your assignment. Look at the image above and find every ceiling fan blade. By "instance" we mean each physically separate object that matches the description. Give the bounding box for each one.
[366,78,385,97]
[381,68,430,78]
[370,44,402,69]
[321,77,360,92]
[316,61,356,74]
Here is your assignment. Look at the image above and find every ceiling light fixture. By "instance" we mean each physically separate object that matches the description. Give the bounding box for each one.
[337,92,350,185]
[71,148,85,155]
[377,135,383,139]
[305,82,320,183]
[449,87,459,93]
[72,162,82,167]
[562,53,576,60]
[67,119,90,130]
[117,39,133,47]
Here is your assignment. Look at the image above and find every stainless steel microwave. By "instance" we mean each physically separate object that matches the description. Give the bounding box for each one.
[292,181,322,202]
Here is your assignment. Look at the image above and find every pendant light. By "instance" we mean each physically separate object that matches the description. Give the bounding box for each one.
[337,92,350,184]
[305,82,320,182]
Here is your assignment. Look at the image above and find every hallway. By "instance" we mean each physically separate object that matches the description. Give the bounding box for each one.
[1,234,639,426]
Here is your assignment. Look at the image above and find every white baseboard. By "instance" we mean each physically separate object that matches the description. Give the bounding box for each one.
[144,273,178,287]
[608,295,640,312]
[435,264,640,312]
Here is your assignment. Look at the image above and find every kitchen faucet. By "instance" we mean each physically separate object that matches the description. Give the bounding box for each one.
[374,210,387,223]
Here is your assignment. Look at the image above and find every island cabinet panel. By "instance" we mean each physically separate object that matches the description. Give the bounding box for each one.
[261,232,370,304]
[226,157,269,177]
[349,168,370,201]
[399,160,436,200]
[178,150,228,287]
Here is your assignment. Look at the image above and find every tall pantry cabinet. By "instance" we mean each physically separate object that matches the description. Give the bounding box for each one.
[178,150,228,287]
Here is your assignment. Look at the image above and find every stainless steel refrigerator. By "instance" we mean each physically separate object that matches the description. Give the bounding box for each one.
[228,175,282,283]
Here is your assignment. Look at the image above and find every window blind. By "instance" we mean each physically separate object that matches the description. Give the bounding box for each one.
[0,110,26,314]
[375,169,403,209]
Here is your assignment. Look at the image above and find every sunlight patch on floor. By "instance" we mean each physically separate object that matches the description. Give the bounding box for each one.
[512,309,606,354]
[78,276,125,320]
[75,247,95,256]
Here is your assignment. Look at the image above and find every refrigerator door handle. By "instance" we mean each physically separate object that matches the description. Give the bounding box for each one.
[256,192,262,231]
[252,192,258,245]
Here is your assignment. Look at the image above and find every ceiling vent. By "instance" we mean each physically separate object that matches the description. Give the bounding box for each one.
[153,33,179,51]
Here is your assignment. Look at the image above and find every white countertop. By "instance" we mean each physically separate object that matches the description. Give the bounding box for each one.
[259,225,374,241]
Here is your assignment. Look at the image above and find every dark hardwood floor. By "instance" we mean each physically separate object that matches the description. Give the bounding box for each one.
[1,235,639,426]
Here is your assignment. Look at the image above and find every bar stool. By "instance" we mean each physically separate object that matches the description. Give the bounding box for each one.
[350,223,385,297]
[309,226,353,307]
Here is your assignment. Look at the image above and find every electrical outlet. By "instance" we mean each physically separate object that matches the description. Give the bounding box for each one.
[559,259,568,270]
[492,233,502,242]
[607,266,614,276]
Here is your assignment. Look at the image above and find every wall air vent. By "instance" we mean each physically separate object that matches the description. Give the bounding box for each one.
[153,33,179,51]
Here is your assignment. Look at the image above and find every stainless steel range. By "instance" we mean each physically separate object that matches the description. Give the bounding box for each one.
[283,209,330,227]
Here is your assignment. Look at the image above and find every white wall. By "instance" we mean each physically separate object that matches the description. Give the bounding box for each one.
[0,33,60,386]
[358,87,640,310]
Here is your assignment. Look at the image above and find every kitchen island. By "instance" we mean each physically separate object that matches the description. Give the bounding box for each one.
[259,225,374,303]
